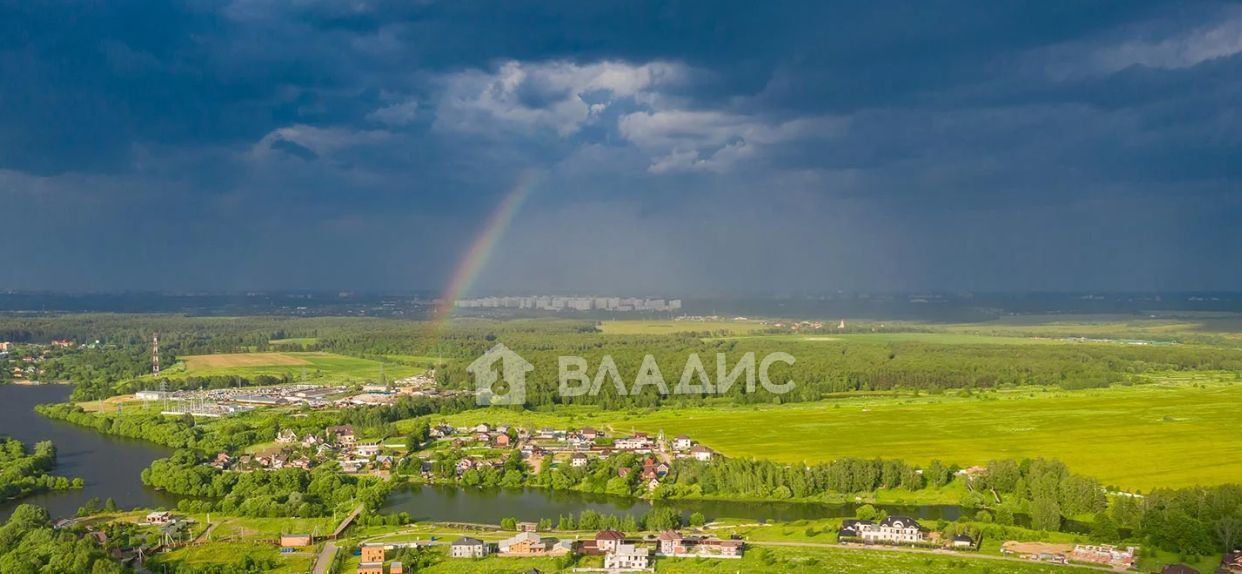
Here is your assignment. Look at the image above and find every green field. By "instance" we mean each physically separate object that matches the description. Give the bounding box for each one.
[413,373,1242,491]
[615,374,1242,490]
[743,332,1066,345]
[161,351,419,382]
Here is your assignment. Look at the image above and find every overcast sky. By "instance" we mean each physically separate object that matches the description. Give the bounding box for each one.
[2,1,1240,295]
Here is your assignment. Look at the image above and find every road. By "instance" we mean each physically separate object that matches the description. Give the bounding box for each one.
[311,541,337,574]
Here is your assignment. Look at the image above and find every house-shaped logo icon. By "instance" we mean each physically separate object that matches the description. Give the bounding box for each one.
[467,343,533,406]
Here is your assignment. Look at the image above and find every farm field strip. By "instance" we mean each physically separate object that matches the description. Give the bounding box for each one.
[419,376,1242,490]
[165,351,420,381]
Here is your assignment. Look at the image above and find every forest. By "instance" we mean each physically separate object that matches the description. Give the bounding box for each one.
[0,504,125,574]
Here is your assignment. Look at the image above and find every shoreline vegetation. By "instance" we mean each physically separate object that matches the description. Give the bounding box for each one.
[0,437,83,503]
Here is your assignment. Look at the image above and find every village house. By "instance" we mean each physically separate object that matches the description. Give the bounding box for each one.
[498,531,548,555]
[613,433,652,451]
[580,427,601,440]
[356,563,382,574]
[595,530,625,553]
[275,429,298,443]
[360,543,386,563]
[494,433,511,447]
[475,423,491,433]
[952,534,975,548]
[604,543,650,570]
[516,521,539,533]
[839,516,927,544]
[672,435,693,450]
[145,511,173,525]
[689,445,715,462]
[301,434,321,447]
[449,537,489,558]
[657,530,685,555]
[210,452,232,469]
[326,425,356,446]
[520,444,545,459]
[570,453,589,467]
[354,441,382,457]
[390,562,403,574]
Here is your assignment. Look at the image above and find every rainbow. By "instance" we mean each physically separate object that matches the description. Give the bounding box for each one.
[429,170,541,331]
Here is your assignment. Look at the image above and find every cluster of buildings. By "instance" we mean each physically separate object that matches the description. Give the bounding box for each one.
[211,424,394,474]
[839,516,931,546]
[431,423,717,492]
[1001,542,1139,568]
[356,543,406,574]
[447,528,742,570]
[838,516,974,550]
[1070,544,1138,568]
[2,340,69,381]
[455,295,682,313]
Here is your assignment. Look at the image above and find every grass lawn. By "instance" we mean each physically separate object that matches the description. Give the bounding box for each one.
[208,516,336,540]
[405,374,1242,490]
[657,545,1101,574]
[148,541,315,574]
[1137,547,1222,574]
[160,351,419,382]
[609,376,1242,490]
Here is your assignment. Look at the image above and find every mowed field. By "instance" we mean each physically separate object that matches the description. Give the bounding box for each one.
[423,374,1242,491]
[611,375,1240,490]
[172,351,419,381]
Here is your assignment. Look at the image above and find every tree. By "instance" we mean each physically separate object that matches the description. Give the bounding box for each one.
[689,512,706,527]
[645,507,682,531]
[500,517,517,531]
[1091,512,1119,542]
[855,504,880,521]
[1030,496,1061,531]
[1215,516,1242,555]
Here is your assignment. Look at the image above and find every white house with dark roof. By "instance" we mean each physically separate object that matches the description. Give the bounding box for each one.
[449,537,489,558]
[841,516,927,544]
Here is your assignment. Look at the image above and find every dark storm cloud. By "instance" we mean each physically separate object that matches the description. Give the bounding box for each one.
[1,0,1240,293]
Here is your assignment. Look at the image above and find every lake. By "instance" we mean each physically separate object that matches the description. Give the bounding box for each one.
[0,384,180,520]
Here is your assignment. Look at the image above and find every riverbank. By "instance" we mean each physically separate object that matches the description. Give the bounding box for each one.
[0,384,178,521]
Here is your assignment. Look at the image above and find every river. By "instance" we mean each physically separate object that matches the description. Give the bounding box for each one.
[0,384,180,521]
[2,384,966,525]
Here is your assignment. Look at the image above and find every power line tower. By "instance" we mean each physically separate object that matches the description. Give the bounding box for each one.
[152,333,161,377]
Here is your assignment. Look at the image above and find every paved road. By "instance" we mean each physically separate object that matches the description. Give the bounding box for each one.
[311,541,337,574]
